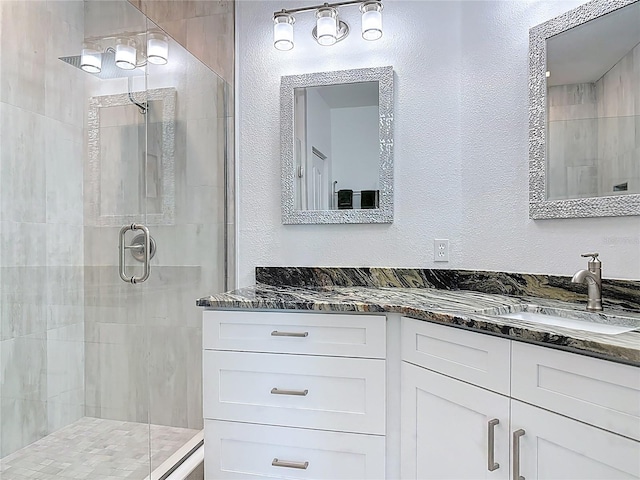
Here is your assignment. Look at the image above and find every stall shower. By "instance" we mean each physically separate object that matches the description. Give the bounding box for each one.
[0,0,231,478]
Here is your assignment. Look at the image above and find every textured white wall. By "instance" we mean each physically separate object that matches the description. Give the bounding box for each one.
[236,0,640,287]
[331,105,380,192]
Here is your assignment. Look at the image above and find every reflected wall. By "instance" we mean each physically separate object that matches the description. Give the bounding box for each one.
[547,43,640,200]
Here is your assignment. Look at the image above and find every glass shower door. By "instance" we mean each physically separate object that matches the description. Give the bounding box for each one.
[143,13,229,476]
[82,2,156,477]
[1,0,228,476]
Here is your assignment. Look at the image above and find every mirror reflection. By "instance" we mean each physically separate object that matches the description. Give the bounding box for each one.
[294,82,380,211]
[546,1,640,201]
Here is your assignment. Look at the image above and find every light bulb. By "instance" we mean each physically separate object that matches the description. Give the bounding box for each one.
[80,43,102,73]
[316,7,338,46]
[361,1,383,41]
[273,12,295,51]
[147,33,169,65]
[115,38,137,70]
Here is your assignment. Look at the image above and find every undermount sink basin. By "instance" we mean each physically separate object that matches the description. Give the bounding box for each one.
[478,304,640,335]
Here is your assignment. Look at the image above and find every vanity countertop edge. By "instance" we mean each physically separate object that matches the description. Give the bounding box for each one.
[197,283,640,366]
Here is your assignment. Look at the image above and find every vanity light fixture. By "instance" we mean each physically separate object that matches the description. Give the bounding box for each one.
[360,1,383,40]
[315,6,340,45]
[273,0,383,50]
[274,12,295,50]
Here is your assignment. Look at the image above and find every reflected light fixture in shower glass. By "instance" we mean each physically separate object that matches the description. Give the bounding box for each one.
[115,37,137,70]
[147,33,169,65]
[361,1,383,40]
[316,6,339,45]
[274,12,295,51]
[80,42,102,73]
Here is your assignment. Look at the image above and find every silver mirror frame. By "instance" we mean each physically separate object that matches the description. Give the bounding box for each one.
[529,0,640,219]
[281,66,394,224]
[87,87,176,226]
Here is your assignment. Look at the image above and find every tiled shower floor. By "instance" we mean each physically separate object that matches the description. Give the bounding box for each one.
[0,417,200,480]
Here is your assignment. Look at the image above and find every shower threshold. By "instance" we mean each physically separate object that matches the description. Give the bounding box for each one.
[0,417,200,480]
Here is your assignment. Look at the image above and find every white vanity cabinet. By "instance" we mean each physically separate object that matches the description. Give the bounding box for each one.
[202,310,387,480]
[400,317,640,480]
[203,309,640,480]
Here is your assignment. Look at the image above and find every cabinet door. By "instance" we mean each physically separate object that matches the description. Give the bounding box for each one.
[511,400,640,480]
[401,362,510,479]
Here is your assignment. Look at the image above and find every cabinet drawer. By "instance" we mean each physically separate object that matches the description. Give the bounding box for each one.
[401,317,511,395]
[512,341,640,440]
[203,310,386,358]
[204,420,385,479]
[203,351,386,435]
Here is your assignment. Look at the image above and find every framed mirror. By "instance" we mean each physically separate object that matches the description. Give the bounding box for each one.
[529,0,640,219]
[281,66,394,224]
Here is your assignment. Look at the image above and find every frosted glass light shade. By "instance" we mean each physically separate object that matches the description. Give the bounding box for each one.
[80,43,102,73]
[316,7,338,46]
[115,38,137,70]
[274,13,295,50]
[361,2,383,41]
[147,33,169,65]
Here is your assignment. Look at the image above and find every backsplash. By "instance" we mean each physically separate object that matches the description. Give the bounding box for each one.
[255,267,640,312]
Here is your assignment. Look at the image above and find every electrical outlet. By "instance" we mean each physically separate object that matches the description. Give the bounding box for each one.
[434,239,449,262]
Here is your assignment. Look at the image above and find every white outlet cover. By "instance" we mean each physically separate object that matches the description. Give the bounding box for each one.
[434,239,449,262]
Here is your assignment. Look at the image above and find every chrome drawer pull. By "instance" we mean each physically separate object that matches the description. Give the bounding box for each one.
[513,429,525,480]
[271,388,308,396]
[272,458,309,470]
[271,330,308,337]
[487,418,500,471]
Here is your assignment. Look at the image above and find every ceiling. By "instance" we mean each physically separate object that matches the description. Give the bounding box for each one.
[546,1,640,86]
[309,81,379,109]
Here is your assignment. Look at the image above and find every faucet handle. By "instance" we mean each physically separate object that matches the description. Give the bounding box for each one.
[581,253,601,272]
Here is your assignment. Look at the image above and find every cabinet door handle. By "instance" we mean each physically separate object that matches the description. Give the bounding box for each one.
[513,429,525,480]
[487,418,500,471]
[272,458,309,470]
[271,330,309,337]
[270,388,308,396]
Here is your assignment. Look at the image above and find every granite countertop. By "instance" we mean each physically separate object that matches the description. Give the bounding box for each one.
[198,282,640,366]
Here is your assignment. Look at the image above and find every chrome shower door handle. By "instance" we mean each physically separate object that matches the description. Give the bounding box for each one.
[119,224,151,284]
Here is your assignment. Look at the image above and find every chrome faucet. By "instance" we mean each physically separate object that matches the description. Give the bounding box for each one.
[571,253,602,311]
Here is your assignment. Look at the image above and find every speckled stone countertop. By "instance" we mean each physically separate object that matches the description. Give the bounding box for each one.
[197,268,640,366]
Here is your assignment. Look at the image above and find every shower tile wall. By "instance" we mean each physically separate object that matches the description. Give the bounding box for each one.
[595,42,640,195]
[0,0,86,456]
[547,43,640,199]
[547,83,598,199]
